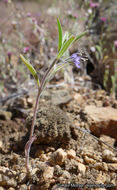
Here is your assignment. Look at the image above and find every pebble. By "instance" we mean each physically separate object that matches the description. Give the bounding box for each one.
[18,172,27,184]
[67,149,76,159]
[102,149,115,162]
[43,166,54,180]
[0,187,4,190]
[77,163,86,175]
[107,163,117,171]
[49,148,67,166]
[94,162,108,171]
[0,167,17,187]
[61,170,71,179]
[84,156,96,164]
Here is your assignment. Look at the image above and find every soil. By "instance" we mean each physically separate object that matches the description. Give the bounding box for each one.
[0,1,117,190]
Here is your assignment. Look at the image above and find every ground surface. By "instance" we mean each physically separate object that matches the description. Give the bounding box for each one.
[0,1,117,190]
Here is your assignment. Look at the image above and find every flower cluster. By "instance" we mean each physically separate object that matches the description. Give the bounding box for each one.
[71,53,81,68]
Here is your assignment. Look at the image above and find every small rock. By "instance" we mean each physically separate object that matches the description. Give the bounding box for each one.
[17,184,27,190]
[0,167,17,187]
[49,148,67,166]
[84,156,96,164]
[107,163,117,171]
[0,141,3,150]
[96,172,107,184]
[94,162,108,171]
[18,172,27,184]
[102,149,115,162]
[0,110,12,120]
[26,97,33,108]
[43,166,54,180]
[39,153,48,162]
[67,149,76,159]
[61,170,71,179]
[0,187,5,190]
[77,163,86,175]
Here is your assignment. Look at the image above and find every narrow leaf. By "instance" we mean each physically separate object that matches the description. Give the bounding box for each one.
[20,54,40,86]
[73,31,87,44]
[57,35,75,59]
[57,18,63,51]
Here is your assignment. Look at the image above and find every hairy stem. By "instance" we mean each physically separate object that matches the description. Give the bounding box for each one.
[25,58,58,174]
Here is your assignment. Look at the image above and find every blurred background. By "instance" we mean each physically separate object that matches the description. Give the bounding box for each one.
[0,0,117,99]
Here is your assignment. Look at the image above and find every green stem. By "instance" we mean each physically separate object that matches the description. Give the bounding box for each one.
[25,58,58,174]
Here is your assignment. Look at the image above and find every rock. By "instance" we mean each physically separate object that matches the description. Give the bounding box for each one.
[107,163,117,172]
[17,184,27,190]
[26,97,33,108]
[26,104,75,146]
[94,162,108,171]
[49,148,67,166]
[96,172,107,184]
[0,167,17,187]
[67,149,76,159]
[61,171,71,179]
[77,163,86,175]
[0,141,3,150]
[102,149,115,162]
[0,187,5,190]
[0,110,12,120]
[39,153,48,162]
[18,172,27,184]
[84,156,96,165]
[100,135,115,151]
[43,166,54,180]
[85,105,117,139]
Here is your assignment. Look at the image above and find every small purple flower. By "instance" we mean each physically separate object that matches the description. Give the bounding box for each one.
[100,17,107,23]
[23,46,30,53]
[3,0,8,3]
[90,2,99,8]
[114,40,117,47]
[27,12,31,17]
[7,51,12,59]
[71,53,81,68]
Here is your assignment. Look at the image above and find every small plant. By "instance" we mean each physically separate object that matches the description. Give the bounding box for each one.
[20,18,87,174]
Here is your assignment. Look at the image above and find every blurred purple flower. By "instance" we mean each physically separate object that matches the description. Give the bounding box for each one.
[114,40,117,47]
[7,51,12,58]
[23,46,30,53]
[100,17,107,22]
[90,2,99,8]
[32,17,37,25]
[71,53,81,68]
[27,12,31,17]
[3,0,8,3]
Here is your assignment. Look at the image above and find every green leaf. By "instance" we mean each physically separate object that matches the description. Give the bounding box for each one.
[73,31,87,44]
[20,54,40,86]
[62,31,69,44]
[57,35,75,59]
[57,18,63,51]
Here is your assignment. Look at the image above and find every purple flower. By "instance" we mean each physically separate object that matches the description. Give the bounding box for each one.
[3,0,8,3]
[71,53,81,68]
[7,51,12,59]
[27,12,31,17]
[23,46,30,53]
[100,17,107,23]
[114,40,117,47]
[90,2,99,8]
